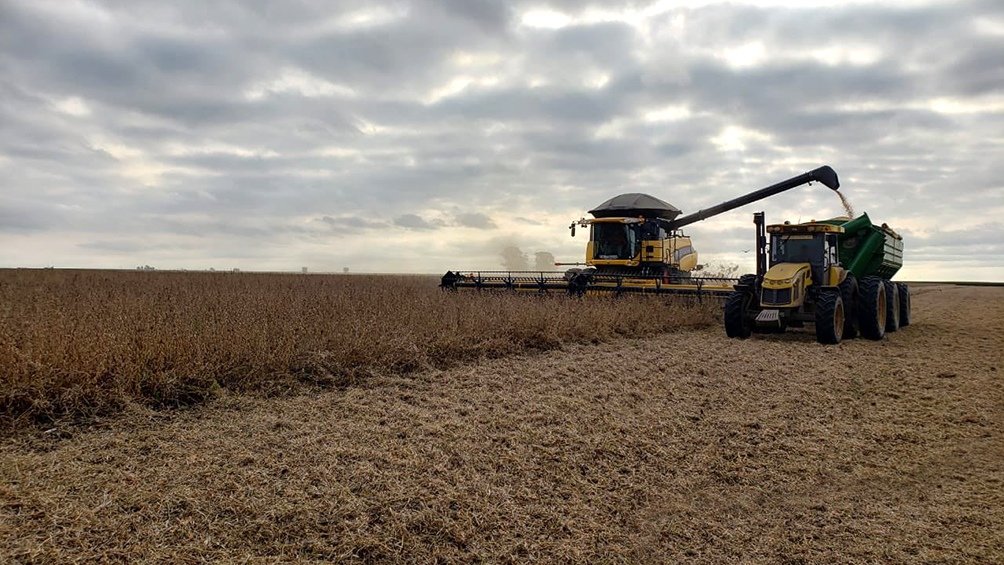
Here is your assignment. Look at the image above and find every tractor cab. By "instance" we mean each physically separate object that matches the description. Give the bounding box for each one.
[760,222,846,307]
[768,224,843,286]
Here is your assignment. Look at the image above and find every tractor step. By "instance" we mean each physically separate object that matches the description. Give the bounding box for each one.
[755,309,781,324]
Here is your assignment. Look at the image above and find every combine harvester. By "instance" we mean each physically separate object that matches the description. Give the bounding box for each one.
[441,166,841,297]
[724,211,909,344]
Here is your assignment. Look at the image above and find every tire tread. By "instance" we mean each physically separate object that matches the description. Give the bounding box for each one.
[815,290,844,345]
[724,291,752,338]
[858,276,886,340]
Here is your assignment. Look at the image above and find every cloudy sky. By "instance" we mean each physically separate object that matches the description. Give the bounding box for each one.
[2,0,1002,280]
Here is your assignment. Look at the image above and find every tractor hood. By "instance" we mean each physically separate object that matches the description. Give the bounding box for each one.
[763,263,811,287]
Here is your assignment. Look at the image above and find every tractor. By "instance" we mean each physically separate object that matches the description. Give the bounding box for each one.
[725,211,910,344]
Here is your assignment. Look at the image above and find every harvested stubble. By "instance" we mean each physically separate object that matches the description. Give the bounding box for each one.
[0,269,716,427]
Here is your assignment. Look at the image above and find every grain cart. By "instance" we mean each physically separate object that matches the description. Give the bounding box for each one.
[442,166,840,297]
[724,211,910,344]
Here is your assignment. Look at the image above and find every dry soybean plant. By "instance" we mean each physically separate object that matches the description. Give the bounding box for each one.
[0,269,718,427]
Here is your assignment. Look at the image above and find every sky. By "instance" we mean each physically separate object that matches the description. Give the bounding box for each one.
[1,0,1002,280]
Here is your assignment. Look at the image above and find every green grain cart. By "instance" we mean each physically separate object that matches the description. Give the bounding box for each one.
[724,210,910,344]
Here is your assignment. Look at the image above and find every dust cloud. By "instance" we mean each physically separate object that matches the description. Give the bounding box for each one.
[499,246,556,271]
[534,252,556,271]
[499,246,529,271]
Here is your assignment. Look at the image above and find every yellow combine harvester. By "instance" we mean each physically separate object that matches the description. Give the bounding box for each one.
[441,166,841,297]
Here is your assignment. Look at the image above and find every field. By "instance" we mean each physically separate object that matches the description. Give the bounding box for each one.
[1,271,1002,562]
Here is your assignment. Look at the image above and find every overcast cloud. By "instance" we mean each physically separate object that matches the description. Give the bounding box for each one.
[1,0,1002,280]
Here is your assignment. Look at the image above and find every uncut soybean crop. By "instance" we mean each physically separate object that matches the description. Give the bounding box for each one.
[0,269,716,427]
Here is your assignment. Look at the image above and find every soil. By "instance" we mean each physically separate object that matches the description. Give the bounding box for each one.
[2,284,1001,563]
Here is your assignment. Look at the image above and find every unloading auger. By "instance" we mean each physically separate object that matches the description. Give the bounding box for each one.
[441,166,841,297]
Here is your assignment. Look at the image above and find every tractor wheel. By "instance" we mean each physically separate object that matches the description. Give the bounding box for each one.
[857,276,886,340]
[724,290,753,339]
[838,274,859,339]
[884,280,900,333]
[737,273,757,287]
[897,283,911,327]
[815,290,844,345]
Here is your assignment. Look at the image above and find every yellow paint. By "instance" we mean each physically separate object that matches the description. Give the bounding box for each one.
[667,236,698,272]
[640,239,664,262]
[590,258,641,267]
[760,263,811,307]
[767,222,844,234]
[827,265,849,287]
[763,263,810,287]
[589,280,733,291]
[584,230,697,271]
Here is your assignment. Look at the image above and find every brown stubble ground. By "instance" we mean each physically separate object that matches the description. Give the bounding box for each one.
[1,285,1002,563]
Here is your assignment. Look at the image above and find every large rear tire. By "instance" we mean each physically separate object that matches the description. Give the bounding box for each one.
[897,283,911,327]
[815,290,844,345]
[724,290,753,338]
[884,280,900,333]
[858,276,886,340]
[838,274,858,339]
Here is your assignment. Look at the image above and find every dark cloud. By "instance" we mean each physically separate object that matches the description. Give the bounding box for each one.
[319,215,389,233]
[515,217,543,225]
[454,212,497,229]
[393,214,437,230]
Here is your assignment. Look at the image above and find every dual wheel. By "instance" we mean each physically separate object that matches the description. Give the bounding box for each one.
[814,276,912,343]
[724,275,912,344]
[857,277,912,339]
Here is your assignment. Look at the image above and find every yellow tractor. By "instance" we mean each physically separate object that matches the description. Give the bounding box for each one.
[725,212,908,344]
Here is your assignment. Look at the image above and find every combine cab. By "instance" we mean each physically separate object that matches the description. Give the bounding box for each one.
[725,211,909,344]
[443,166,842,298]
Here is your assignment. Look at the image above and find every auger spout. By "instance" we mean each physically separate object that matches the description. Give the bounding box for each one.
[668,166,839,230]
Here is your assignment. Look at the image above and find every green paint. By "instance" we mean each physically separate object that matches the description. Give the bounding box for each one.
[822,213,903,280]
